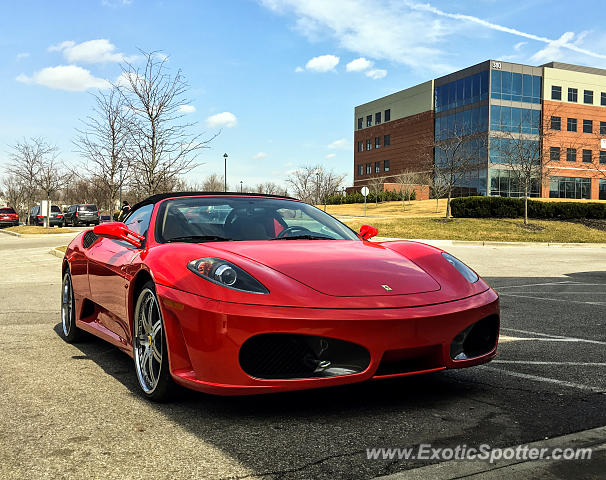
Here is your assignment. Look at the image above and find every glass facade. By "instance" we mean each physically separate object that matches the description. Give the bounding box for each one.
[435,71,489,113]
[600,179,606,200]
[549,177,591,199]
[491,70,541,103]
[489,138,539,164]
[435,106,488,139]
[490,105,540,134]
[489,169,540,197]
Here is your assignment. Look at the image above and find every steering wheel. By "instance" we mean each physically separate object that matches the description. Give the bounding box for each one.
[276,225,312,238]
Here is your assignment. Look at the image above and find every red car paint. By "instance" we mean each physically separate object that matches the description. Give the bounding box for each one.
[62,193,499,396]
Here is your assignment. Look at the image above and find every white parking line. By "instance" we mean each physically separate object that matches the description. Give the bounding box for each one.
[501,328,606,345]
[493,360,606,366]
[499,292,606,306]
[481,366,606,393]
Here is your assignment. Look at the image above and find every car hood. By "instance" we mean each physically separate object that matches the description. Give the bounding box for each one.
[210,240,441,297]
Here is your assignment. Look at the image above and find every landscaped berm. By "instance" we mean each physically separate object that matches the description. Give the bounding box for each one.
[324,198,606,243]
[4,226,77,235]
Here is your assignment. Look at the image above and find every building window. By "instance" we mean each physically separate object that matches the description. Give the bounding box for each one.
[375,161,381,173]
[366,163,371,174]
[550,176,591,199]
[550,116,561,130]
[375,136,381,148]
[601,151,606,164]
[568,88,578,102]
[601,121,606,135]
[567,118,577,132]
[366,139,372,150]
[384,160,390,172]
[375,112,381,124]
[357,164,363,176]
[366,115,372,127]
[566,148,577,162]
[583,119,593,134]
[384,134,391,146]
[601,179,606,200]
[550,146,560,161]
[357,118,363,129]
[385,109,391,122]
[583,149,593,163]
[552,85,562,100]
[357,141,363,152]
[584,90,594,104]
[602,92,606,106]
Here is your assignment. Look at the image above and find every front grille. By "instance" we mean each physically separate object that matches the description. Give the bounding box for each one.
[82,230,98,249]
[374,345,443,376]
[239,333,370,380]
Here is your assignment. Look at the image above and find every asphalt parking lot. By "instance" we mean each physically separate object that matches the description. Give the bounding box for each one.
[0,232,605,479]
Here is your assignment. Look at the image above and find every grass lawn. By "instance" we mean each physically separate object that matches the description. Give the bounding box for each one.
[346,217,606,243]
[56,245,68,252]
[5,226,77,235]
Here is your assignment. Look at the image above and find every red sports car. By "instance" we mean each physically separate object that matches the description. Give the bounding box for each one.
[60,192,499,401]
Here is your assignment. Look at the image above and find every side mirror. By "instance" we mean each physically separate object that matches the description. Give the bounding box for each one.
[93,222,145,248]
[360,224,378,240]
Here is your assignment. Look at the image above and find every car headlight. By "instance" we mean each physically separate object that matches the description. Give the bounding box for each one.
[441,252,479,283]
[187,258,269,294]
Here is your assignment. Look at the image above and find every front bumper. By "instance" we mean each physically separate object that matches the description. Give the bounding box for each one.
[0,220,19,227]
[156,284,499,395]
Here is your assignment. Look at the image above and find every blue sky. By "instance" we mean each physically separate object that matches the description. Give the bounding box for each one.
[2,0,606,188]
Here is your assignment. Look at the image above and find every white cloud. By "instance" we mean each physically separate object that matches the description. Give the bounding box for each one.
[205,112,238,128]
[328,138,348,149]
[101,0,132,7]
[261,0,606,73]
[346,57,372,72]
[178,104,196,114]
[49,39,135,64]
[366,68,387,80]
[530,32,577,63]
[295,66,304,72]
[325,153,336,159]
[305,54,339,72]
[252,152,268,160]
[16,52,30,60]
[16,65,110,91]
[514,41,527,51]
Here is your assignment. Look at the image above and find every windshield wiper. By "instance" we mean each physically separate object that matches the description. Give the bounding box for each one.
[165,235,232,243]
[272,235,336,240]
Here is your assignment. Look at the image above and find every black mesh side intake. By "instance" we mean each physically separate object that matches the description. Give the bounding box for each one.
[82,230,98,249]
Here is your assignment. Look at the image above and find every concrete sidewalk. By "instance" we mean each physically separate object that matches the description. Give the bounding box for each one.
[374,236,606,248]
[376,426,606,479]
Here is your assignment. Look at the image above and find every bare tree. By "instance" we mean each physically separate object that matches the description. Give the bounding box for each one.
[366,174,384,205]
[1,175,25,219]
[434,125,487,218]
[286,165,345,205]
[392,170,418,210]
[430,170,450,213]
[255,182,282,195]
[7,137,59,222]
[73,88,131,211]
[116,51,215,195]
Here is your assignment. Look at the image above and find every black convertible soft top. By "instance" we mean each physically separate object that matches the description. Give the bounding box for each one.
[130,191,297,212]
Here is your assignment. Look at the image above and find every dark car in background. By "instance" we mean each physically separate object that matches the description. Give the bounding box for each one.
[0,207,19,228]
[63,204,99,226]
[28,205,63,227]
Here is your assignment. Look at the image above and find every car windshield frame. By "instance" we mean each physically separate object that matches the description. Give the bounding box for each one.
[154,195,360,244]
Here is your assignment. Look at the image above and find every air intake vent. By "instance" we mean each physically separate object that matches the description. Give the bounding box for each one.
[82,230,98,249]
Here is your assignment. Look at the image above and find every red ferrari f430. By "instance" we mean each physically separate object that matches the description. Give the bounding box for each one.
[61,193,499,401]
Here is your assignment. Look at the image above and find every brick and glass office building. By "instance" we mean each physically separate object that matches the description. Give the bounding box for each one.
[354,60,606,200]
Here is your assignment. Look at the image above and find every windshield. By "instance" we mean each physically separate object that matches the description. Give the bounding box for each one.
[0,208,16,214]
[51,205,61,212]
[156,196,359,243]
[79,205,98,211]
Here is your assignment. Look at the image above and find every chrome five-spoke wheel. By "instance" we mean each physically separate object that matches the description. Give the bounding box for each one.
[133,282,172,400]
[61,271,81,342]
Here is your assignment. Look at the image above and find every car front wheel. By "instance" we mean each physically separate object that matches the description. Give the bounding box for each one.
[133,281,173,401]
[61,271,82,343]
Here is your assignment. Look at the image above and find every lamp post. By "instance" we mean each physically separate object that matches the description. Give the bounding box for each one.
[118,163,123,208]
[315,170,321,206]
[223,153,228,192]
[240,180,243,193]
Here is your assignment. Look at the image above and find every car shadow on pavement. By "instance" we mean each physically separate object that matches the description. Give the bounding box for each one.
[51,271,606,479]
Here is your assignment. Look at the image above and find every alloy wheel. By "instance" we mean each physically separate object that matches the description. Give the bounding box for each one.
[133,288,164,394]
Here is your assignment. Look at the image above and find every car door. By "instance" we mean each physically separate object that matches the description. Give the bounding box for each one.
[87,204,154,342]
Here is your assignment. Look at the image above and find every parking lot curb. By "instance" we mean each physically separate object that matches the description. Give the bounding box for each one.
[48,247,66,259]
[0,229,21,237]
[374,425,606,480]
[375,237,606,248]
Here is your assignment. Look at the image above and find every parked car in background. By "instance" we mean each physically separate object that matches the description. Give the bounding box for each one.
[0,207,19,228]
[99,213,112,223]
[28,205,63,227]
[63,204,99,226]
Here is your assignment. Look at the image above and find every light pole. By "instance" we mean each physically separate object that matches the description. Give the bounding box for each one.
[118,163,123,209]
[223,153,228,192]
[240,180,243,193]
[315,171,321,206]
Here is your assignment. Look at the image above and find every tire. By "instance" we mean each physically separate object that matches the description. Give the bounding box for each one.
[61,270,82,343]
[133,281,173,401]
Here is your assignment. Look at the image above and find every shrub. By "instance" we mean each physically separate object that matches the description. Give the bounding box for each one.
[451,196,606,219]
[324,190,415,205]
